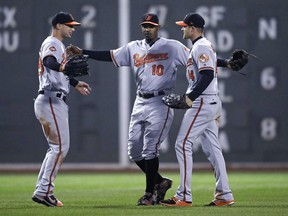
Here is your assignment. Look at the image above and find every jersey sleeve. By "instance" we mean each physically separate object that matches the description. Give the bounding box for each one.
[174,41,190,66]
[111,44,131,67]
[41,42,62,64]
[193,45,215,72]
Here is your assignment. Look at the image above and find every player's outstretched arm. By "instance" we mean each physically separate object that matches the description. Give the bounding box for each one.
[66,44,112,62]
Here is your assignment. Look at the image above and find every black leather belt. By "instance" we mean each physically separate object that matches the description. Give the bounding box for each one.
[138,90,165,99]
[38,90,67,102]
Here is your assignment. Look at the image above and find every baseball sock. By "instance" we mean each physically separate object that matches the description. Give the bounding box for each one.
[145,157,159,194]
[135,159,163,184]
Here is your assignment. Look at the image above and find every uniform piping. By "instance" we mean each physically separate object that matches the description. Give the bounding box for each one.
[182,98,203,201]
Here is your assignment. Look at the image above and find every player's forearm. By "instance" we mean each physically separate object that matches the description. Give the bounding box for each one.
[217,58,228,67]
[82,50,112,61]
[187,70,214,101]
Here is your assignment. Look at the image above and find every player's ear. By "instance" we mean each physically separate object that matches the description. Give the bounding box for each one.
[55,23,62,30]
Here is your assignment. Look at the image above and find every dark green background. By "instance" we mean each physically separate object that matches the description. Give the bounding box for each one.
[0,0,287,165]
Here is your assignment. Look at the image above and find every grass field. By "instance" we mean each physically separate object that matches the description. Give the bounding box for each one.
[0,171,287,216]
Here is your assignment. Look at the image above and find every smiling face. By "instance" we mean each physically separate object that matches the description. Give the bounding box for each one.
[60,24,76,38]
[53,23,76,41]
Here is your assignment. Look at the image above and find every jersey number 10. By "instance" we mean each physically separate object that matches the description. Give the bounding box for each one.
[152,64,164,76]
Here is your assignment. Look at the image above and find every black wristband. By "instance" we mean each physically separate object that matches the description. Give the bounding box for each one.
[69,78,79,87]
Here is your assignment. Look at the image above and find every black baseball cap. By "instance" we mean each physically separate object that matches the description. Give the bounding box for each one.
[140,13,159,26]
[51,11,81,27]
[176,13,205,28]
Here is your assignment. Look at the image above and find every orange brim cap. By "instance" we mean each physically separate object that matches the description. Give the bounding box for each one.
[140,21,159,26]
[65,21,81,26]
[175,21,188,27]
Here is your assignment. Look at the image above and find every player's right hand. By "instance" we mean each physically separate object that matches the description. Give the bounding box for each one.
[66,44,83,56]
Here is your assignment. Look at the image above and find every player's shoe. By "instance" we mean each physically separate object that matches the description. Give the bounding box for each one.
[136,192,156,206]
[154,177,173,204]
[206,199,235,206]
[160,196,192,207]
[32,194,64,207]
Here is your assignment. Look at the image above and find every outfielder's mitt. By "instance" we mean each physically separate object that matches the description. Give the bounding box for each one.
[227,49,249,72]
[64,55,89,78]
[162,93,191,109]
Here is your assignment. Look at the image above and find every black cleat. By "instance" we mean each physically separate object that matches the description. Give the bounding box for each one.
[136,193,156,206]
[154,177,173,204]
[206,199,235,206]
[32,194,63,207]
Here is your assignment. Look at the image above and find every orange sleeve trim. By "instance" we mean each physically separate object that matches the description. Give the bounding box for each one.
[110,50,119,67]
[199,66,214,71]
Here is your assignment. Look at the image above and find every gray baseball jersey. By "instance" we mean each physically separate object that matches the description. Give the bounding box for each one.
[111,37,189,161]
[174,37,233,202]
[38,36,70,94]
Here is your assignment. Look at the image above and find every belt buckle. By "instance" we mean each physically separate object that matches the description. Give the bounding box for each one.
[56,92,66,102]
[138,91,164,99]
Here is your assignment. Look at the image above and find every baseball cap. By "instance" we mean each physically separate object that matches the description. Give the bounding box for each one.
[140,13,159,26]
[176,13,205,28]
[51,11,81,27]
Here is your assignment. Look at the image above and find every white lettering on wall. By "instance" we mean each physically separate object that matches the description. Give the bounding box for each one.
[0,7,17,28]
[81,5,97,49]
[197,6,226,27]
[259,18,277,40]
[0,6,19,52]
[205,30,234,52]
[0,31,19,52]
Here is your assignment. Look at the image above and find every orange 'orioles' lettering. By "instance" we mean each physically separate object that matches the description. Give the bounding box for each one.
[133,53,168,67]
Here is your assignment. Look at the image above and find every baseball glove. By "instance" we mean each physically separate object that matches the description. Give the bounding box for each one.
[64,55,89,78]
[227,49,249,72]
[162,93,191,109]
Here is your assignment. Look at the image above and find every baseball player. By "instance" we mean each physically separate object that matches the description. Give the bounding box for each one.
[66,13,234,206]
[160,13,234,207]
[32,12,91,207]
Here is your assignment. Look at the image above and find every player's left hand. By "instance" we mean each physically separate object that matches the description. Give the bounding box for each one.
[75,81,92,96]
[162,93,192,109]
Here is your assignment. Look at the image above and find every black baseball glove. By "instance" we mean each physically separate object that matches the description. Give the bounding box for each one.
[227,49,249,72]
[162,93,191,109]
[64,55,89,78]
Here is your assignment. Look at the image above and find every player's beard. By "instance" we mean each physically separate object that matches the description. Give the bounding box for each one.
[144,33,153,44]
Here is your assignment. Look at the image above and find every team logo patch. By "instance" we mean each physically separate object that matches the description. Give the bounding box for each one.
[145,15,153,21]
[198,53,209,63]
[49,46,57,52]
